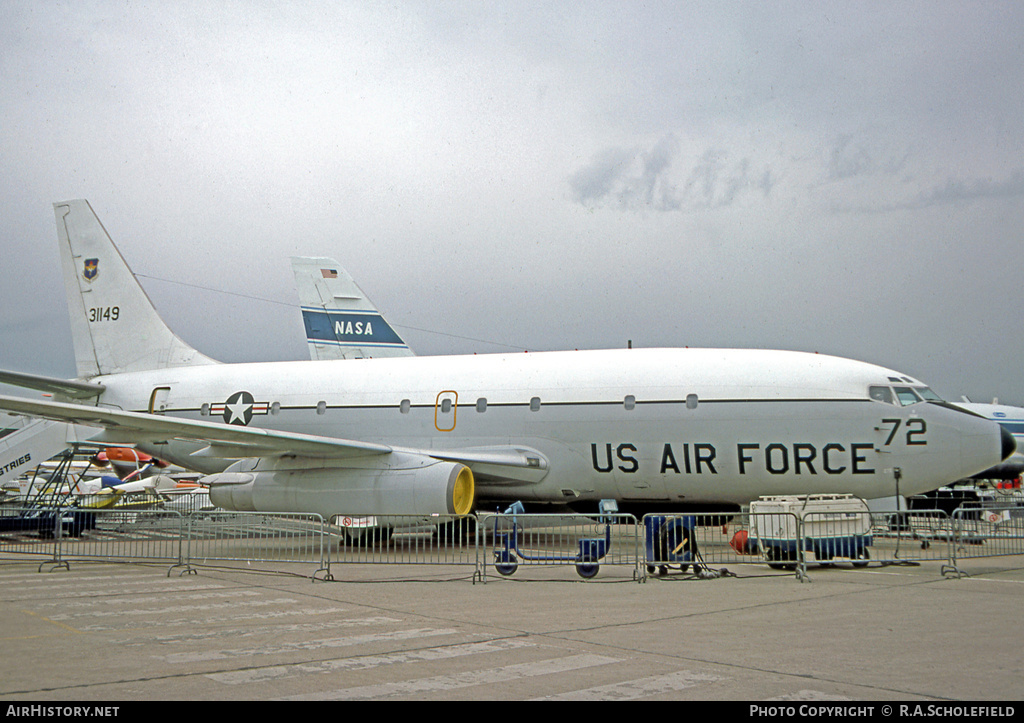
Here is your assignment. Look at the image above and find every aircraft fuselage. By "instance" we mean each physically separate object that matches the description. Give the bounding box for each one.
[91,347,1009,509]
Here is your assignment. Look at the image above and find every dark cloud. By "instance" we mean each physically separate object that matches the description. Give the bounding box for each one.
[1,2,1022,405]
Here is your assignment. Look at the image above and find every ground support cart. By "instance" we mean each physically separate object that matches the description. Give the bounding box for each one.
[643,515,698,577]
[492,503,613,579]
[749,494,872,570]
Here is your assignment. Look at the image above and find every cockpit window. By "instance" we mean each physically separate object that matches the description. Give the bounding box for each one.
[894,387,923,406]
[870,385,943,406]
[914,386,943,402]
[869,386,894,404]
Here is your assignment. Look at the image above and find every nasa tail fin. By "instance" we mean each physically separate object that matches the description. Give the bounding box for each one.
[290,257,414,360]
[53,200,218,378]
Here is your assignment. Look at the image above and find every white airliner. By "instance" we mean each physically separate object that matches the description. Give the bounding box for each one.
[0,200,1015,522]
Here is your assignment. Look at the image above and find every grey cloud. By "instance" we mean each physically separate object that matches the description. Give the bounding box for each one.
[906,171,1024,209]
[824,134,910,183]
[570,137,770,213]
[830,169,1024,214]
[568,146,638,205]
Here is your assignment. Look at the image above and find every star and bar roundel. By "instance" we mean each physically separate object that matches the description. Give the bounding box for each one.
[209,391,270,426]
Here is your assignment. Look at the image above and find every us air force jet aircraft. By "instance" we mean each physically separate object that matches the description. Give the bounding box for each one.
[0,200,1014,521]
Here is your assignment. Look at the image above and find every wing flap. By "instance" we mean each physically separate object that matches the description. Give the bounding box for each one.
[428,446,550,484]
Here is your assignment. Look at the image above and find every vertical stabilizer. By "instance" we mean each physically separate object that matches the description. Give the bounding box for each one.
[54,200,218,377]
[290,257,414,360]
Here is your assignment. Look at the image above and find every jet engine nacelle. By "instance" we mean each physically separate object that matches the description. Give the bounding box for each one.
[205,453,475,519]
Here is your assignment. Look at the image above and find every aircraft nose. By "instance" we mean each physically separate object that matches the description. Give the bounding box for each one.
[1002,426,1018,461]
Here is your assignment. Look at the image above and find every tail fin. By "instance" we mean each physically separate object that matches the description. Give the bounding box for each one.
[53,200,218,377]
[290,257,414,360]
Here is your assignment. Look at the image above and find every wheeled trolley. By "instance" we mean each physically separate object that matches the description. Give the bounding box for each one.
[492,504,613,579]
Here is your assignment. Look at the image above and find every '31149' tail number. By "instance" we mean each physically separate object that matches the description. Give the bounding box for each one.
[88,306,120,322]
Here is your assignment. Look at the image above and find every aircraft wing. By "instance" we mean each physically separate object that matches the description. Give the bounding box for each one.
[0,394,391,460]
[0,396,550,483]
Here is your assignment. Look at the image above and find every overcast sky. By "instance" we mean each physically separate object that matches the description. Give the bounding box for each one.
[2,1,1022,404]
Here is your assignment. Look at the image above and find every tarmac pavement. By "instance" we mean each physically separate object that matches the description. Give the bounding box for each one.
[1,555,1023,702]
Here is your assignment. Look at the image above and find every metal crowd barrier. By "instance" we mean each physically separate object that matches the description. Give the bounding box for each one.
[0,506,187,572]
[865,510,956,569]
[477,511,640,582]
[639,509,964,582]
[946,505,1024,576]
[185,511,331,578]
[5,502,1024,582]
[329,513,478,572]
[641,512,808,581]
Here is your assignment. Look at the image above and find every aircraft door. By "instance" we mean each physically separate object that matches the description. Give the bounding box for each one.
[435,391,458,432]
[148,386,171,415]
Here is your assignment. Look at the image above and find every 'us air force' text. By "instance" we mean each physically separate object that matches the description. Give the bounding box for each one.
[591,442,883,476]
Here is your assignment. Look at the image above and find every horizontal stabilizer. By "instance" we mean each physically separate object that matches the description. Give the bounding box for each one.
[0,369,105,399]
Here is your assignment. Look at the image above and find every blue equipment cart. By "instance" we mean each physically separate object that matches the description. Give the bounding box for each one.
[492,502,613,579]
[644,515,699,576]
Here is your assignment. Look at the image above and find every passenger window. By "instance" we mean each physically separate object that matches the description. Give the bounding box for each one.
[624,395,636,410]
[530,397,541,412]
[476,398,487,413]
[441,399,452,414]
[400,399,411,414]
[869,386,894,405]
[894,387,922,406]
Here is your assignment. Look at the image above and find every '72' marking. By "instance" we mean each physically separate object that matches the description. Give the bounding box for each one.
[881,418,927,446]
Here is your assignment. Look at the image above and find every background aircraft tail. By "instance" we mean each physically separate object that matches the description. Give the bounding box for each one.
[290,256,414,360]
[54,200,218,378]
